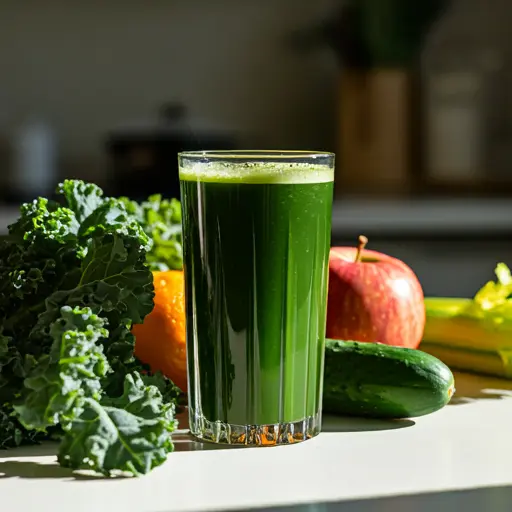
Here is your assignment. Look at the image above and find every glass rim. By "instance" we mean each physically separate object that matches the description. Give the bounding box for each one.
[178,150,335,160]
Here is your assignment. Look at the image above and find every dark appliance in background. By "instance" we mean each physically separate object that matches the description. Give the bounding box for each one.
[105,104,238,201]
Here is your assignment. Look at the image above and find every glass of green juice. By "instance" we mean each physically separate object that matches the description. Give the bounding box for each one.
[178,150,334,446]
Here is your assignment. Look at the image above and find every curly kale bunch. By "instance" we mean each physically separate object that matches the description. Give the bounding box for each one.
[0,180,182,476]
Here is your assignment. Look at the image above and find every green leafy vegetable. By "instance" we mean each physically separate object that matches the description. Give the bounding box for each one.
[0,180,183,476]
[57,180,104,223]
[463,263,512,328]
[59,373,176,476]
[9,197,79,246]
[0,404,48,449]
[120,195,183,271]
[14,306,109,431]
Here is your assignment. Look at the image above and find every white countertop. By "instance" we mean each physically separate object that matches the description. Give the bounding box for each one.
[1,372,512,512]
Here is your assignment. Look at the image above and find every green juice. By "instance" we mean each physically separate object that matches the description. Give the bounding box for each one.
[180,157,333,445]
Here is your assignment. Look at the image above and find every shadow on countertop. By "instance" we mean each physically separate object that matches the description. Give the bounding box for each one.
[321,415,415,432]
[0,460,95,480]
[0,442,128,481]
[449,371,512,405]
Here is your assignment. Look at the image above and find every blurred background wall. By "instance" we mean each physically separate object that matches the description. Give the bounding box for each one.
[0,0,339,184]
[0,0,511,189]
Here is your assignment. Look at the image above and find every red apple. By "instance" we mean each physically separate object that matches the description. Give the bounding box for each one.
[326,236,425,349]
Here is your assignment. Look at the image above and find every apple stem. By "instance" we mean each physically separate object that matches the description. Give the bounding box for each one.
[355,235,368,263]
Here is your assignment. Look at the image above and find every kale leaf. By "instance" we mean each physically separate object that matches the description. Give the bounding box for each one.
[58,373,176,476]
[57,179,104,224]
[14,306,109,431]
[8,197,79,246]
[120,195,183,271]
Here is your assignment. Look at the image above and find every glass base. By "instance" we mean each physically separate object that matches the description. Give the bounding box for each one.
[189,411,321,446]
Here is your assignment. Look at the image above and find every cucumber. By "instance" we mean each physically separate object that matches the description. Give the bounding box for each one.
[323,339,455,419]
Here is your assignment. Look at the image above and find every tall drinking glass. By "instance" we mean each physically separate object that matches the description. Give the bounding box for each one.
[179,151,334,446]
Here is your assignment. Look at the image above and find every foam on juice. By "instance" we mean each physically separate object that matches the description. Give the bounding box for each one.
[179,160,334,184]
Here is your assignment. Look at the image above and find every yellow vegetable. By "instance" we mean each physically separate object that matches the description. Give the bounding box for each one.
[422,264,512,378]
